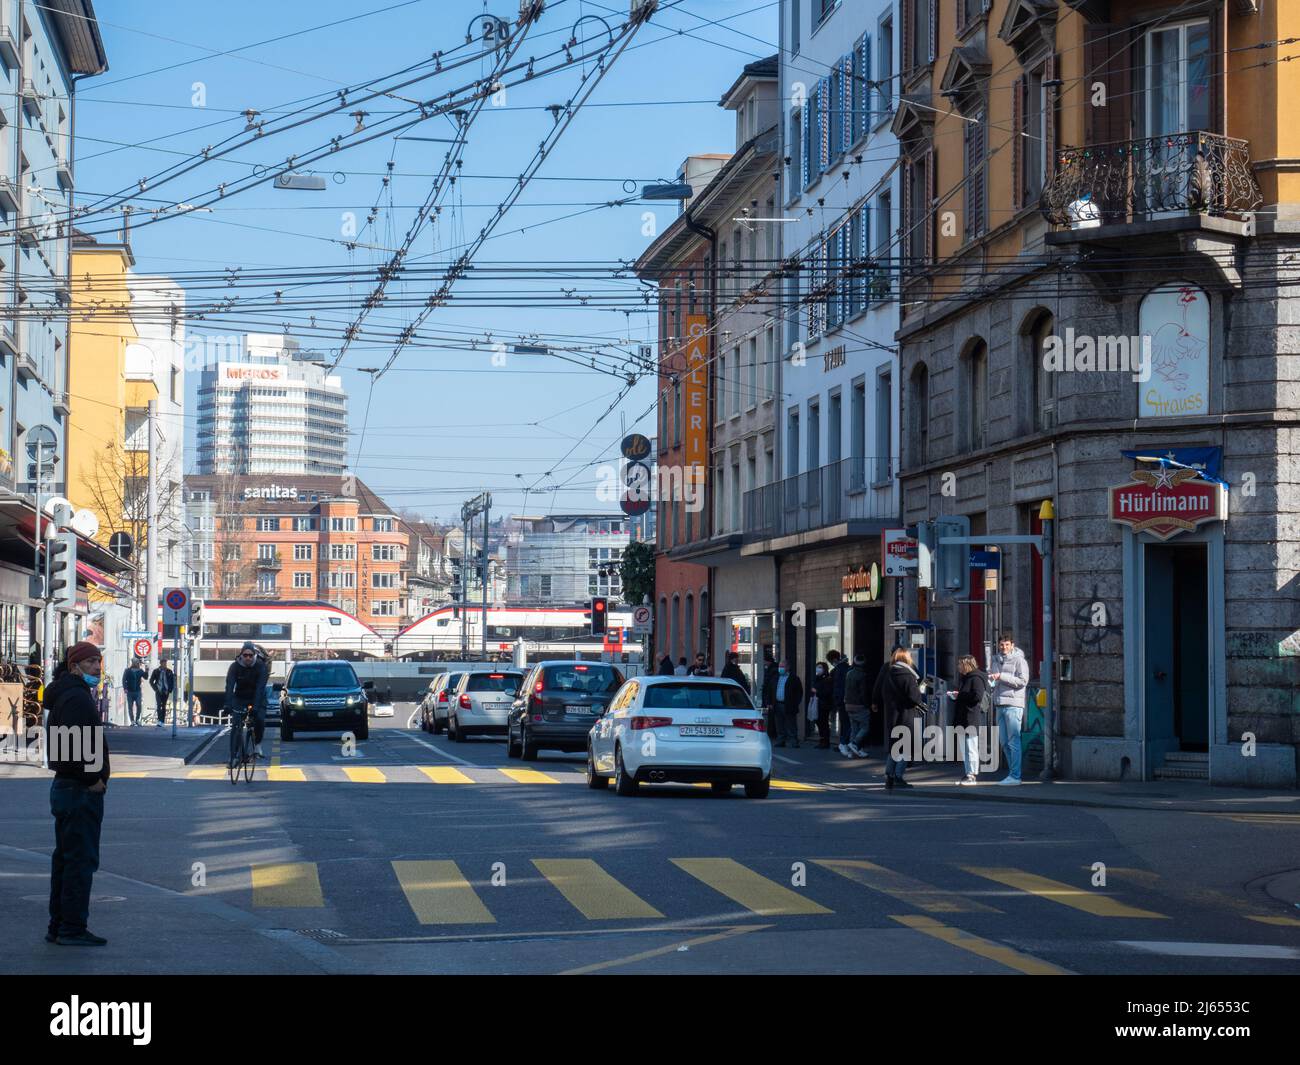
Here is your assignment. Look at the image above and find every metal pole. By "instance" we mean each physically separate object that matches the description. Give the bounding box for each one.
[460,516,469,657]
[144,400,158,660]
[171,625,181,738]
[1040,505,1056,781]
[35,440,47,769]
[480,497,489,658]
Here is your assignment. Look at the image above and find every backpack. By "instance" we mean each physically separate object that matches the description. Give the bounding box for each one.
[976,672,992,718]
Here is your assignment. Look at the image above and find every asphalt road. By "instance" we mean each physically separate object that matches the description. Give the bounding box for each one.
[4,707,1300,975]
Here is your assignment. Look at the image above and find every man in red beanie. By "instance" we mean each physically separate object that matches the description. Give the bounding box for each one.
[44,641,111,946]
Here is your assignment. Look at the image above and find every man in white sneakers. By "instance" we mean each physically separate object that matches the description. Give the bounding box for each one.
[989,633,1030,785]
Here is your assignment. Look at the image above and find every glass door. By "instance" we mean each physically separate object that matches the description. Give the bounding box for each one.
[1142,21,1211,216]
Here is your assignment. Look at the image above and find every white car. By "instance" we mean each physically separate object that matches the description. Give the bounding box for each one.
[447,669,524,742]
[587,676,771,798]
[420,671,465,734]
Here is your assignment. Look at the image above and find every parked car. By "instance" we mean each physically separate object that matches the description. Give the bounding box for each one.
[587,676,770,798]
[447,670,523,742]
[278,661,373,742]
[421,672,465,734]
[507,661,624,760]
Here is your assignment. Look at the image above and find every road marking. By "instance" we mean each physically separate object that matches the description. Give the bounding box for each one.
[1201,812,1300,826]
[1246,915,1300,928]
[672,858,833,916]
[418,765,474,784]
[533,859,664,920]
[499,768,559,784]
[770,752,798,765]
[1117,940,1300,960]
[815,859,1000,914]
[188,767,226,780]
[343,766,386,784]
[891,915,1070,975]
[963,867,1168,919]
[393,730,479,767]
[771,779,822,791]
[252,862,324,908]
[560,924,765,975]
[266,767,306,782]
[391,860,495,925]
[113,772,148,778]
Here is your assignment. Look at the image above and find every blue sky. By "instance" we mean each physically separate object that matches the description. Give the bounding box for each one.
[72,0,780,523]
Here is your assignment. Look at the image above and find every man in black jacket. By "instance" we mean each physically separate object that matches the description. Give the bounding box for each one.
[45,641,111,946]
[150,657,176,726]
[774,659,804,749]
[225,642,270,757]
[720,651,749,693]
[827,650,850,749]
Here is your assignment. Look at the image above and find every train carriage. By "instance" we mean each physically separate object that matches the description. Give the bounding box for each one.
[194,601,388,660]
[392,605,636,662]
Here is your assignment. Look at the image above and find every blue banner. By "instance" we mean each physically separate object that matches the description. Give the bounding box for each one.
[1120,445,1226,487]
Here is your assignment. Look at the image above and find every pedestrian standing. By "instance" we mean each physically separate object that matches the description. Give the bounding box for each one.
[121,658,145,726]
[150,658,176,726]
[843,652,872,758]
[811,661,832,748]
[689,652,710,676]
[948,655,991,785]
[827,650,850,750]
[989,633,1030,785]
[720,651,749,693]
[45,641,111,946]
[760,650,778,738]
[880,648,925,789]
[673,657,689,676]
[773,659,803,749]
[658,654,675,676]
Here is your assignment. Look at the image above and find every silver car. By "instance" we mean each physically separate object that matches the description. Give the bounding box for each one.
[447,670,523,742]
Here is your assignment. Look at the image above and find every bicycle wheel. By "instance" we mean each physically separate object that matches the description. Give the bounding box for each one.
[229,719,244,783]
[242,727,257,782]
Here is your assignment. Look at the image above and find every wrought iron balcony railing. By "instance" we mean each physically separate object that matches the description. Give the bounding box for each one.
[1041,131,1262,228]
[743,456,896,542]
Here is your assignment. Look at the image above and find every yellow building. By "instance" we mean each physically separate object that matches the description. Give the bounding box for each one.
[67,234,155,598]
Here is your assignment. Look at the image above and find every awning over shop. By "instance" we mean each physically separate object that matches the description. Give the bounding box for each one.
[76,560,130,596]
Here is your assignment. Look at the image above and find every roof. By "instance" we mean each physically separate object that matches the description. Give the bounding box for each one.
[183,474,399,516]
[719,53,778,108]
[44,0,109,76]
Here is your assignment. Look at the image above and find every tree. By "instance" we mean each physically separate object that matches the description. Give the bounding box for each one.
[618,540,654,607]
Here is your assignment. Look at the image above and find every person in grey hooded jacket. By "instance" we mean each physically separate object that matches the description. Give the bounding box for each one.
[988,634,1030,785]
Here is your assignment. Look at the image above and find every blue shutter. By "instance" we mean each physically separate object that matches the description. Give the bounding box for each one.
[801,104,811,189]
[842,55,854,150]
[859,33,872,141]
[818,78,830,173]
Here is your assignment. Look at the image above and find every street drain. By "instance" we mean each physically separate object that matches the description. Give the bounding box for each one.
[295,928,347,941]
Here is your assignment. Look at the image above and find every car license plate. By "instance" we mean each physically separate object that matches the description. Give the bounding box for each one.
[565,704,594,715]
[316,710,334,718]
[679,725,723,737]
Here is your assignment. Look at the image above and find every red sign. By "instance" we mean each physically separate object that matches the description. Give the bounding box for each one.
[602,627,623,653]
[132,638,153,659]
[1108,468,1227,540]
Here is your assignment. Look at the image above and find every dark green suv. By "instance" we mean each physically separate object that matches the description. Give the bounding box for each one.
[278,661,373,741]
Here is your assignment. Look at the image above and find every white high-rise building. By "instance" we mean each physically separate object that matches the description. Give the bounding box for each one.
[195,334,349,476]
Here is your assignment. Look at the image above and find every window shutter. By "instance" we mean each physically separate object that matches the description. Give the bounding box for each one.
[928,0,938,64]
[1011,75,1025,211]
[1044,53,1058,178]
[901,0,913,78]
[859,34,871,141]
[1084,24,1131,145]
[842,55,853,151]
[925,148,936,263]
[964,118,985,241]
[901,159,913,280]
[819,78,830,172]
[802,105,812,188]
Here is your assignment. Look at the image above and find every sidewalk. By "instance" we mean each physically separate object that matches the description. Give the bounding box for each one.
[770,740,1300,815]
[103,724,222,765]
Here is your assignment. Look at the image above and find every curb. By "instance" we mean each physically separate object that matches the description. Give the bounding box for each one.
[184,727,227,765]
[868,782,1298,816]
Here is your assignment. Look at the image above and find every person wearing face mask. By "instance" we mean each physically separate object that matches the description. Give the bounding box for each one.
[811,660,833,748]
[44,641,111,947]
[773,659,804,748]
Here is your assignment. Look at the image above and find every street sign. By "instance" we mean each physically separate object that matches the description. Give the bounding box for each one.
[131,638,153,660]
[969,550,1001,570]
[109,531,134,560]
[631,605,651,633]
[882,529,918,577]
[162,585,191,626]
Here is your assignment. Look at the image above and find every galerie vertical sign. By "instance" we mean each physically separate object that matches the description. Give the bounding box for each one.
[684,313,708,488]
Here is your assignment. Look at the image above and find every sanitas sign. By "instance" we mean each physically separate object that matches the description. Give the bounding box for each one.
[243,484,299,500]
[1108,467,1227,540]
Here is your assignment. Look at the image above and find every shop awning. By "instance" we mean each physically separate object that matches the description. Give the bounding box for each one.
[76,560,130,596]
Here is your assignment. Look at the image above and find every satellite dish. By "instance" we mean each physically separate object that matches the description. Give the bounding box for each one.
[70,508,99,540]
[41,495,73,519]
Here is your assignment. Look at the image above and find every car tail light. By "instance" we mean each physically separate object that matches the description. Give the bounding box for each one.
[534,679,544,694]
[531,714,542,722]
[732,718,766,731]
[438,691,448,703]
[630,716,671,730]
[459,694,471,709]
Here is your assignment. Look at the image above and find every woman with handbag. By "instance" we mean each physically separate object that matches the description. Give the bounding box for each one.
[947,655,990,785]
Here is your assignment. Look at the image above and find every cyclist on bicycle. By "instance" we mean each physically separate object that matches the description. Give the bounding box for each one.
[224,641,269,757]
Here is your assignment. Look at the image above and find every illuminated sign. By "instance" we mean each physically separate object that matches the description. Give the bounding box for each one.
[842,562,881,604]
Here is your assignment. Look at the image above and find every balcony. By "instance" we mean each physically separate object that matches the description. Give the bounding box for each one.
[0,26,17,67]
[52,392,71,417]
[255,553,283,571]
[741,456,897,554]
[0,176,18,213]
[1041,132,1262,230]
[16,352,38,383]
[19,78,39,117]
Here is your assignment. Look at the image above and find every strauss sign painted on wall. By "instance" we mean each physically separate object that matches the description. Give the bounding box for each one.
[1108,467,1227,540]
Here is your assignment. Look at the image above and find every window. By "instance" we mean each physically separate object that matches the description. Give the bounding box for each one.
[329,516,356,532]
[256,571,277,594]
[1144,20,1211,140]
[257,543,276,560]
[877,15,894,116]
[787,407,801,477]
[328,571,356,589]
[372,544,398,561]
[293,572,312,589]
[372,600,397,616]
[904,0,933,75]
[964,113,986,242]
[957,0,987,34]
[293,544,312,561]
[730,346,741,417]
[791,0,800,55]
[966,340,988,451]
[764,324,777,399]
[373,517,394,532]
[909,363,929,466]
[730,460,741,531]
[904,150,934,273]
[874,190,892,298]
[746,337,757,408]
[257,517,279,531]
[875,370,892,483]
[1029,313,1057,432]
[851,378,866,487]
[329,544,356,561]
[788,107,803,199]
[372,572,398,589]
[717,353,727,424]
[293,517,315,531]
[808,400,821,470]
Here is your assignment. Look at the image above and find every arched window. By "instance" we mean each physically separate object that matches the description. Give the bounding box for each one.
[685,594,695,660]
[657,596,668,658]
[671,595,681,661]
[908,363,929,466]
[964,339,988,451]
[1027,312,1056,433]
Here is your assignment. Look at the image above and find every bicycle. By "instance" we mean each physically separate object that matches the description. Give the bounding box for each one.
[228,704,257,784]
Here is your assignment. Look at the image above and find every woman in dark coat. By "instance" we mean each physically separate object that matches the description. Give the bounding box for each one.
[657,655,675,676]
[948,654,990,785]
[880,648,925,789]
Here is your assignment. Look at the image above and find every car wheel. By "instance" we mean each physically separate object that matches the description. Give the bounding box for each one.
[355,718,369,741]
[744,776,770,799]
[614,746,638,796]
[450,715,463,742]
[520,728,539,761]
[586,746,608,790]
[432,713,445,735]
[710,781,732,796]
[506,725,521,758]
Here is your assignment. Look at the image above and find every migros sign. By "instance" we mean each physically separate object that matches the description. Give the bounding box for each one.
[221,363,286,383]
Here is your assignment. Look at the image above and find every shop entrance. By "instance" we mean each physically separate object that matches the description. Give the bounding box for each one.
[852,606,885,744]
[1143,542,1209,773]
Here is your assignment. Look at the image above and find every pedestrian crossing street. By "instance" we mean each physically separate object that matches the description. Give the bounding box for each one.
[231,853,1300,938]
[111,764,826,790]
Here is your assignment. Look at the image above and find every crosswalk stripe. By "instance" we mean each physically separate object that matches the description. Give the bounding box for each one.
[392,860,496,924]
[252,862,324,908]
[672,858,832,916]
[343,766,386,783]
[113,772,148,778]
[1246,915,1300,928]
[533,859,665,920]
[892,915,1070,975]
[499,768,559,784]
[772,779,823,791]
[266,767,306,782]
[418,766,474,784]
[963,866,1168,919]
[188,767,226,780]
[815,859,999,914]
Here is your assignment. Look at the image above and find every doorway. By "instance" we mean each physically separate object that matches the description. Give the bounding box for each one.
[852,606,885,745]
[1143,542,1209,774]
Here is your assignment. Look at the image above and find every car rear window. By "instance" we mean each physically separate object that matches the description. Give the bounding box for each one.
[541,664,623,693]
[643,683,754,710]
[466,672,522,693]
[288,664,359,689]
